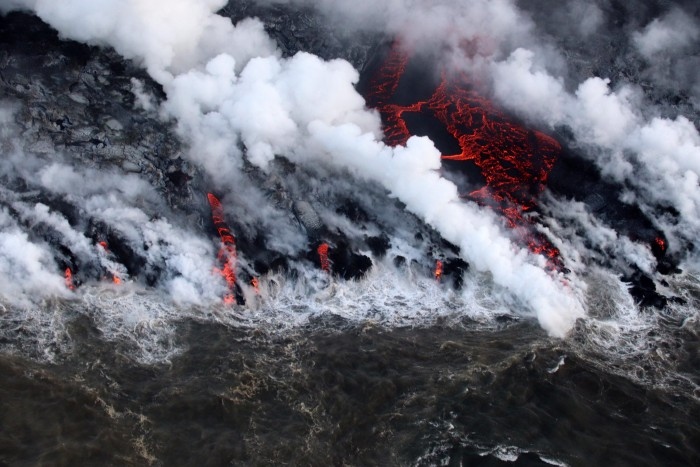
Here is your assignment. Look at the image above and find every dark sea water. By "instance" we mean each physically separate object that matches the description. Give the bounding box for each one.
[1,305,698,466]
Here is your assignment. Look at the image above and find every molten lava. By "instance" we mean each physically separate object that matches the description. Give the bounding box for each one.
[654,237,666,252]
[251,277,260,294]
[366,44,562,269]
[434,260,444,282]
[207,193,238,304]
[64,268,75,291]
[317,243,331,273]
[97,241,122,285]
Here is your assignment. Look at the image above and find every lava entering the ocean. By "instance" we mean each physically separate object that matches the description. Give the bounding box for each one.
[317,243,331,273]
[97,241,123,285]
[434,260,444,282]
[64,268,75,291]
[365,44,562,269]
[207,193,238,304]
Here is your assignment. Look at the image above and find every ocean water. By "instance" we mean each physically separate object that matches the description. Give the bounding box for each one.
[0,270,698,465]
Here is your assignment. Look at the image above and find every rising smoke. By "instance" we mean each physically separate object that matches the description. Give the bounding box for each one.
[256,0,700,258]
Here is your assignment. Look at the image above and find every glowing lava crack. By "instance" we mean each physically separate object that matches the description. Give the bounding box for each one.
[207,193,239,304]
[366,44,563,269]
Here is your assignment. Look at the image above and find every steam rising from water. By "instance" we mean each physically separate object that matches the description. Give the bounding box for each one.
[0,0,698,344]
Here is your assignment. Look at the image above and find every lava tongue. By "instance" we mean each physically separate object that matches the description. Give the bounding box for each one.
[207,193,240,304]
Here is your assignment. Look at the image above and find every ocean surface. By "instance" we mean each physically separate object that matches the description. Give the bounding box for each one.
[0,278,699,465]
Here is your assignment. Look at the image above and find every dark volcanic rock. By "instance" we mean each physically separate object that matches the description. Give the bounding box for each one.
[443,257,470,289]
[329,242,373,280]
[308,240,373,280]
[547,148,661,245]
[366,234,391,258]
[623,269,668,309]
[393,255,407,268]
[522,0,700,120]
[337,198,371,224]
[221,1,378,72]
[0,12,197,211]
[254,255,289,276]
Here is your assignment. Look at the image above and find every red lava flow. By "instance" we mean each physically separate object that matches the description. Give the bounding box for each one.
[317,243,331,273]
[97,241,123,285]
[366,44,563,270]
[434,260,444,282]
[207,193,238,304]
[64,267,76,291]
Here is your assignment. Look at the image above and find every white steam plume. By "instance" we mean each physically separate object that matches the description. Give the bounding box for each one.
[0,0,278,82]
[2,0,586,336]
[35,161,226,305]
[632,7,700,110]
[0,208,68,306]
[490,50,700,256]
[0,101,227,306]
[633,8,699,59]
[254,0,700,262]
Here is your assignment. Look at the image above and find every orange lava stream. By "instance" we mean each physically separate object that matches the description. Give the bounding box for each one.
[64,268,76,291]
[317,243,331,273]
[207,193,238,304]
[97,241,122,285]
[434,260,444,282]
[366,44,562,270]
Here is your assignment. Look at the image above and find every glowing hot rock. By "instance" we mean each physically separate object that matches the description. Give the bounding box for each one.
[207,193,239,304]
[97,241,123,285]
[434,260,444,282]
[317,243,331,273]
[366,44,563,270]
[64,268,76,291]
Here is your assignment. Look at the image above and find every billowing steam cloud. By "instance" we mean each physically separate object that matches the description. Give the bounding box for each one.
[633,7,699,59]
[489,45,700,259]
[0,105,68,304]
[277,0,700,257]
[0,207,68,305]
[0,118,226,306]
[253,0,700,259]
[8,0,696,338]
[630,5,700,117]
